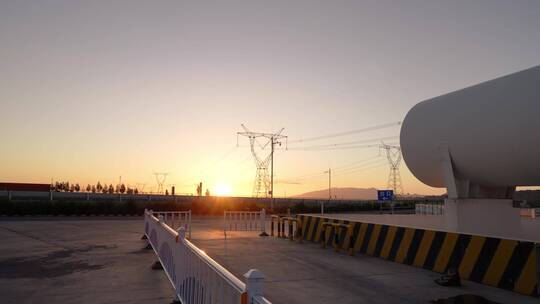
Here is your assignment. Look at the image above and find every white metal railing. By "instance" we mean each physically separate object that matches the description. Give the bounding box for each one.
[153,211,192,238]
[144,210,271,304]
[253,296,272,304]
[415,204,444,215]
[224,209,267,238]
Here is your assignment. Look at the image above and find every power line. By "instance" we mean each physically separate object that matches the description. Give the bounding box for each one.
[332,158,387,174]
[274,172,327,184]
[332,154,381,170]
[287,121,401,144]
[288,140,400,151]
[332,162,388,177]
[274,180,303,185]
[287,143,385,151]
[277,160,387,185]
[286,135,398,150]
[275,155,385,184]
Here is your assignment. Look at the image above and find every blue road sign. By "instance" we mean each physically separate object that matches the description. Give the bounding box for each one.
[377,190,394,202]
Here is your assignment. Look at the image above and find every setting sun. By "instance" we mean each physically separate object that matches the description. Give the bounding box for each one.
[213,182,232,196]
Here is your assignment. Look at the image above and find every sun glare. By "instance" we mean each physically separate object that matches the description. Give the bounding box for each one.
[213,183,232,196]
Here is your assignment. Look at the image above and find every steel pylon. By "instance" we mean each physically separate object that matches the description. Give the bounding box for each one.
[237,124,287,198]
[380,144,404,195]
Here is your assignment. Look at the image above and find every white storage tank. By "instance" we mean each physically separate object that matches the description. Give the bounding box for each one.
[400,65,540,197]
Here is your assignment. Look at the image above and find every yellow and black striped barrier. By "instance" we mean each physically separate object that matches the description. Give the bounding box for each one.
[320,222,351,252]
[297,214,538,296]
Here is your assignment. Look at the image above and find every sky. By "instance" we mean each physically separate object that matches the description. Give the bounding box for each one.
[1,0,539,197]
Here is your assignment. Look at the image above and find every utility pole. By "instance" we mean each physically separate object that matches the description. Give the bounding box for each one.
[323,168,331,215]
[270,136,275,209]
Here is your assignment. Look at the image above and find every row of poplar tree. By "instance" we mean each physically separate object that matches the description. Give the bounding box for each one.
[52,181,139,194]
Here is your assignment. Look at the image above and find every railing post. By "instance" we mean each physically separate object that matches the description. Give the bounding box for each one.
[288,219,293,241]
[178,226,186,240]
[277,217,281,238]
[296,218,303,243]
[141,208,149,240]
[224,211,227,239]
[259,209,268,236]
[244,269,265,304]
[188,210,192,239]
[271,217,275,236]
[280,217,285,238]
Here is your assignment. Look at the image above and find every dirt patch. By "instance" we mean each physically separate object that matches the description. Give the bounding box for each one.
[0,245,113,279]
[129,246,153,255]
[431,294,501,304]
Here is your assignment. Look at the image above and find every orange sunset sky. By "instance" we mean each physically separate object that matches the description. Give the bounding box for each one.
[1,1,539,197]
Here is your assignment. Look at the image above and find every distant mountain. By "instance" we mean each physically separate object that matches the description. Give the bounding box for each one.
[294,187,378,200]
[294,187,438,200]
[295,188,540,201]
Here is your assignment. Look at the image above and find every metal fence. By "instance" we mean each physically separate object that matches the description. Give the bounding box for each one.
[144,210,271,304]
[269,215,298,240]
[152,211,192,238]
[224,209,267,238]
[415,203,444,215]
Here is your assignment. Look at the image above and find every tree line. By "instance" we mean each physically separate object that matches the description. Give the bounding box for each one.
[53,181,139,194]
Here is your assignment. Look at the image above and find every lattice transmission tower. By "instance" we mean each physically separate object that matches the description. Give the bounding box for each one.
[380,143,404,195]
[153,172,169,194]
[237,124,287,198]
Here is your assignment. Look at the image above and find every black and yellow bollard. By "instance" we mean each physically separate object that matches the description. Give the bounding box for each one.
[278,216,281,238]
[347,223,359,256]
[332,223,350,252]
[288,218,293,240]
[271,215,280,237]
[295,217,303,243]
[321,222,333,249]
[280,217,286,238]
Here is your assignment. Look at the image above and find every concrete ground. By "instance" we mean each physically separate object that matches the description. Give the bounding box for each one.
[195,234,538,304]
[0,217,537,304]
[0,217,173,304]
